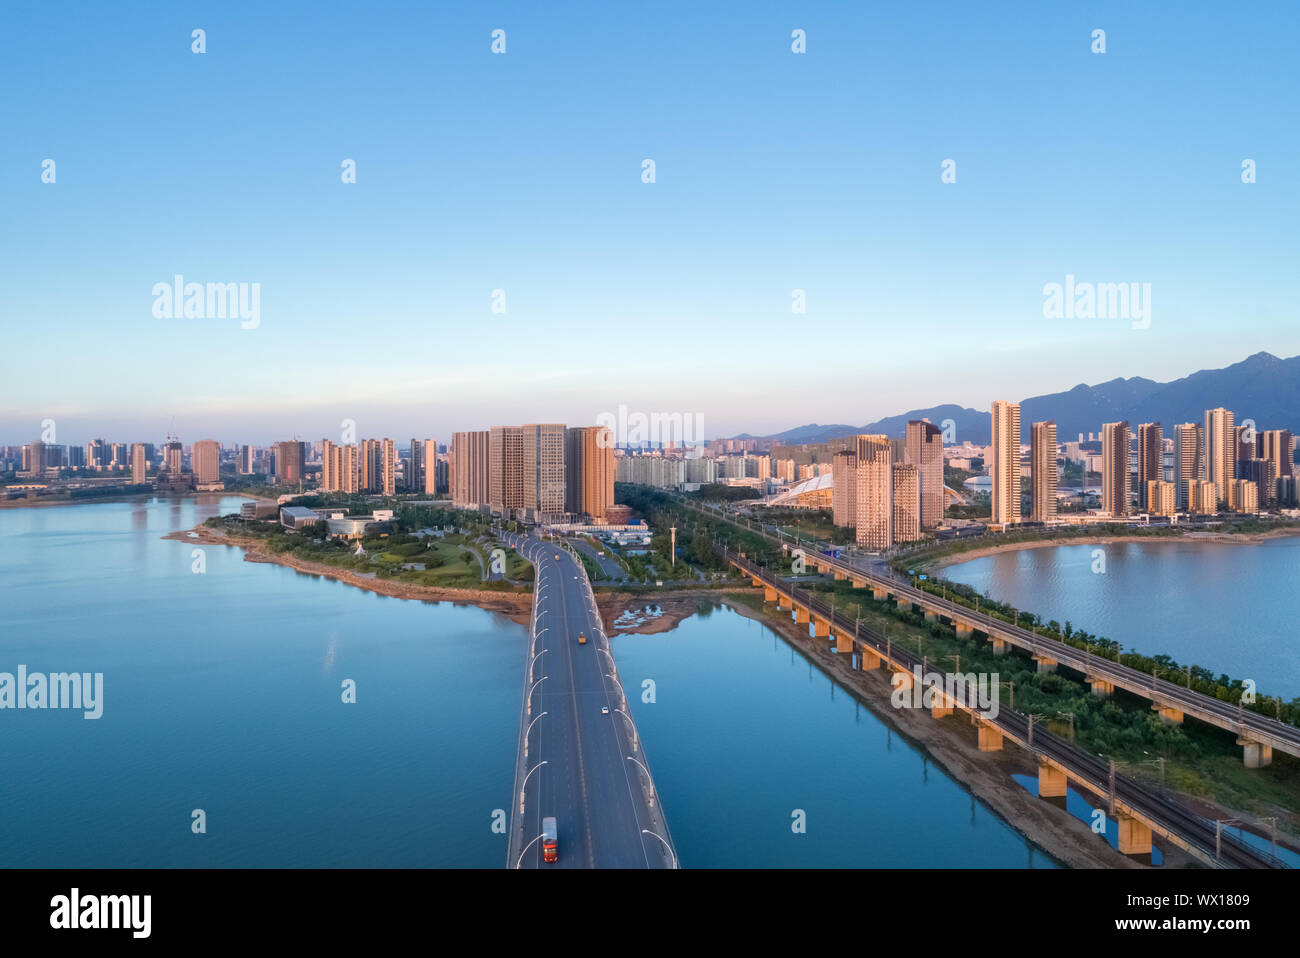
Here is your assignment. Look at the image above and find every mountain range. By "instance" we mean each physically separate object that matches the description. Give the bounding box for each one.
[743,352,1300,446]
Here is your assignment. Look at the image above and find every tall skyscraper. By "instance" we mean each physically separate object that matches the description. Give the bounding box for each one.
[322,442,358,493]
[905,420,943,529]
[1029,420,1057,523]
[565,426,615,519]
[1173,423,1203,511]
[523,424,566,520]
[164,441,184,475]
[1136,422,1163,510]
[1101,421,1131,516]
[408,438,425,492]
[191,440,220,484]
[452,431,490,508]
[380,438,396,496]
[1204,407,1235,506]
[237,444,254,475]
[489,426,525,514]
[131,442,147,484]
[423,439,438,495]
[854,435,893,550]
[831,449,857,529]
[1259,429,1294,480]
[990,400,1021,526]
[892,462,921,544]
[275,440,303,486]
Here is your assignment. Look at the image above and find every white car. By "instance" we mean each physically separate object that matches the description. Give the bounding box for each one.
[601,706,609,715]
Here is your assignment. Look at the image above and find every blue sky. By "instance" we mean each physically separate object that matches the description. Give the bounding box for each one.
[3,1,1298,445]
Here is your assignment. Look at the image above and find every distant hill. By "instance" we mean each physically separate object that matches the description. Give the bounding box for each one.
[743,352,1300,446]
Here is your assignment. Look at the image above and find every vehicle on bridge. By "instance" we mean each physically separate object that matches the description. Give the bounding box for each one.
[542,817,558,863]
[578,631,587,645]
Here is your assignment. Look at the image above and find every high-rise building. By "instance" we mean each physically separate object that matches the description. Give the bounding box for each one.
[452,431,490,508]
[1136,423,1163,509]
[1147,480,1176,517]
[905,420,943,529]
[23,440,45,476]
[1101,421,1131,517]
[1204,407,1235,506]
[489,426,525,514]
[565,426,615,519]
[1228,478,1258,513]
[1173,423,1203,511]
[380,438,396,496]
[131,442,147,484]
[990,401,1021,526]
[359,439,379,492]
[164,441,184,475]
[523,424,566,520]
[1029,420,1057,523]
[831,450,857,529]
[275,440,303,486]
[408,438,425,493]
[854,435,893,550]
[88,438,109,470]
[237,444,254,475]
[422,440,438,495]
[110,443,129,469]
[1259,429,1294,481]
[892,462,921,544]
[322,442,358,493]
[192,440,220,484]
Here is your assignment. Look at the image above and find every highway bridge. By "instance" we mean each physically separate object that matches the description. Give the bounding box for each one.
[726,550,1287,869]
[683,497,1300,768]
[504,532,677,869]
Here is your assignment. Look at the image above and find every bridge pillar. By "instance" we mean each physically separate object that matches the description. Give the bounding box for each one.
[1237,738,1274,768]
[777,595,790,611]
[924,610,938,623]
[859,649,881,671]
[763,586,778,603]
[891,667,915,691]
[871,586,888,601]
[1034,655,1057,674]
[1037,762,1068,799]
[990,637,1008,656]
[1151,704,1184,725]
[833,570,847,581]
[813,616,830,638]
[930,693,953,719]
[794,605,810,625]
[1088,677,1115,697]
[955,622,973,639]
[834,631,852,653]
[977,722,1004,752]
[1116,815,1153,856]
[852,578,868,589]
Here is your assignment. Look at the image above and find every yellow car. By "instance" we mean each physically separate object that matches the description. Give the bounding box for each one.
[577,632,587,645]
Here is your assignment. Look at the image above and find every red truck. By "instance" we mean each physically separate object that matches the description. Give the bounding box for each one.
[542,817,558,863]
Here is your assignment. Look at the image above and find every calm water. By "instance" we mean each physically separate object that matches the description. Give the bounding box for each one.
[1,497,1049,867]
[616,604,1052,868]
[940,539,1300,699]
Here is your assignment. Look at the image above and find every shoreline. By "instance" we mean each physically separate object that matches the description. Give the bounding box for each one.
[163,524,536,625]
[0,489,273,511]
[921,526,1300,571]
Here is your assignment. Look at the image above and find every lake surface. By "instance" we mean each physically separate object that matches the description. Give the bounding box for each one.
[939,539,1300,699]
[1,497,1050,867]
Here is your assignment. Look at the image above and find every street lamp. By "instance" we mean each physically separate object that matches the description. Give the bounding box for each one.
[641,829,679,868]
[518,759,548,813]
